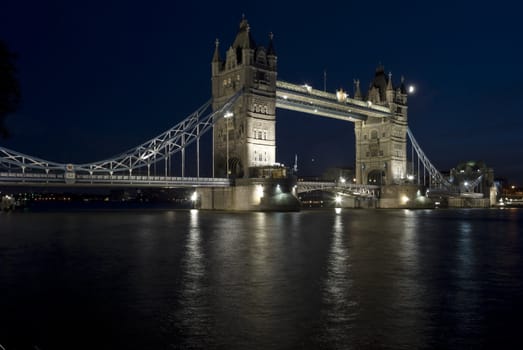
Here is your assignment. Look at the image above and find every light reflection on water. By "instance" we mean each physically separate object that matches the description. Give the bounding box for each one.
[320,213,357,347]
[175,209,208,347]
[0,209,522,349]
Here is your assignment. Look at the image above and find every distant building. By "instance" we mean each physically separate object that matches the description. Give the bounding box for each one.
[449,161,494,197]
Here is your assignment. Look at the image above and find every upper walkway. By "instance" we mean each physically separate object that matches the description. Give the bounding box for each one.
[275,80,391,121]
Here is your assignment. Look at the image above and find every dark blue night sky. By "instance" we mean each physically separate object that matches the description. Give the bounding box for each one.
[1,0,522,184]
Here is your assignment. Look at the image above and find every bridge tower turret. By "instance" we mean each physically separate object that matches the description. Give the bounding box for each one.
[355,66,408,185]
[211,17,277,178]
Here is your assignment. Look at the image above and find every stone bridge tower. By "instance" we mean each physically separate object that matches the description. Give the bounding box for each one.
[211,17,277,178]
[354,65,408,185]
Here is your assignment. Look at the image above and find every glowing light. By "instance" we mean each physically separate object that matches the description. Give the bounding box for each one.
[408,85,415,94]
[303,84,312,93]
[335,207,342,214]
[335,195,342,204]
[283,95,288,100]
[336,89,348,102]
[190,191,198,202]
[407,175,414,181]
[340,177,346,183]
[464,181,469,187]
[257,185,264,198]
[401,195,410,204]
[224,111,234,118]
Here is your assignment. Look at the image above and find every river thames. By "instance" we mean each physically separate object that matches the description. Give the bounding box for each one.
[1,208,522,349]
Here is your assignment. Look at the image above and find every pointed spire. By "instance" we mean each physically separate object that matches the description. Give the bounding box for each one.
[354,79,362,100]
[387,71,393,90]
[239,14,248,30]
[233,15,256,49]
[267,32,276,56]
[212,38,220,62]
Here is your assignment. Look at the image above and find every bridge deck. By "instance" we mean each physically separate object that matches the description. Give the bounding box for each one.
[276,80,391,121]
[297,181,380,197]
[0,172,231,188]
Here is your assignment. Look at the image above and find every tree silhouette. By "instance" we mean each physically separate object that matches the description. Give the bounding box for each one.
[0,40,21,139]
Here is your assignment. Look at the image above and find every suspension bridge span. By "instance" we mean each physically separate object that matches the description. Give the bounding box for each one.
[0,17,492,210]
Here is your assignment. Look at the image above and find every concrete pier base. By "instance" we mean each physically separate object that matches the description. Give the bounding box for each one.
[198,177,300,211]
[378,184,434,208]
[338,196,378,208]
[448,197,490,208]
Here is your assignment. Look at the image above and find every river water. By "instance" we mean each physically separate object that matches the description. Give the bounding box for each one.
[1,208,522,349]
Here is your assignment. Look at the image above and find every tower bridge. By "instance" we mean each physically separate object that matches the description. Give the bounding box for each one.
[0,17,491,210]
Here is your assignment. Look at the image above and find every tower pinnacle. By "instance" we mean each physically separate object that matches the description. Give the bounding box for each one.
[387,71,393,90]
[354,79,362,100]
[267,32,276,56]
[212,38,220,62]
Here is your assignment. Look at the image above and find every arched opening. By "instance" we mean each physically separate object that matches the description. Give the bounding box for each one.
[367,169,385,186]
[229,157,243,178]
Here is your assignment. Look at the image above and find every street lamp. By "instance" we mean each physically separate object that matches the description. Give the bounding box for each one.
[224,111,234,178]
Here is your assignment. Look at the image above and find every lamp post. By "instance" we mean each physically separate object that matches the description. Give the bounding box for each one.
[224,111,234,178]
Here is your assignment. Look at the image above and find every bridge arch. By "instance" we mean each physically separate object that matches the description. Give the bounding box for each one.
[229,157,243,178]
[367,169,385,186]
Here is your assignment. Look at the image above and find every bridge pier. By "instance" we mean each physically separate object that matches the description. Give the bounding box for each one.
[198,177,300,211]
[378,184,433,208]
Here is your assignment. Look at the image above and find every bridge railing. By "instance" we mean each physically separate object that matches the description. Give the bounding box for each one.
[0,171,231,187]
[296,180,379,197]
